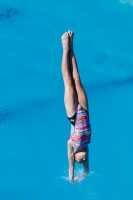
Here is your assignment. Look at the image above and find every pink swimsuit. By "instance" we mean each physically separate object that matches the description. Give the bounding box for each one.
[70,104,91,150]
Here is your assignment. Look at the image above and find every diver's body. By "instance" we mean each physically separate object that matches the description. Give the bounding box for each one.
[61,31,91,182]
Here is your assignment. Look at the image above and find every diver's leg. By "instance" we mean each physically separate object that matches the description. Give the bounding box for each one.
[68,30,88,110]
[61,32,78,117]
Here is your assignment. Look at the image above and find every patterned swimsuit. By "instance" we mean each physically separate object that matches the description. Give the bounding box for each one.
[68,104,91,150]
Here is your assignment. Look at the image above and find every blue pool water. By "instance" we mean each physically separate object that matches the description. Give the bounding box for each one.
[0,0,133,199]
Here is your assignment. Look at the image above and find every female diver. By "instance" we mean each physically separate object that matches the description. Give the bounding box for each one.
[61,30,91,182]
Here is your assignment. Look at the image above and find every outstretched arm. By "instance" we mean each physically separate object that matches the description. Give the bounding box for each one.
[67,140,75,181]
[83,146,89,175]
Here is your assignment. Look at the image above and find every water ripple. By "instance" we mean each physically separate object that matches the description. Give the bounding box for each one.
[0,75,133,123]
[0,6,23,23]
[0,95,58,124]
[87,75,133,93]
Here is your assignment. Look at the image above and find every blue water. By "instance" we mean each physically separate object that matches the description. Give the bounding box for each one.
[0,0,133,199]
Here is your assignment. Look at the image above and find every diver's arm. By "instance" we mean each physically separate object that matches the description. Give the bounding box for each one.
[83,146,89,174]
[83,159,89,174]
[67,140,75,181]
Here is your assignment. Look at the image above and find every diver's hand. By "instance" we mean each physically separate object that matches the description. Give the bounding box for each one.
[69,177,79,183]
[73,177,79,182]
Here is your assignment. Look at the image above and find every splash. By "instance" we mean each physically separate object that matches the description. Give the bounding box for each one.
[62,169,94,183]
[120,0,133,6]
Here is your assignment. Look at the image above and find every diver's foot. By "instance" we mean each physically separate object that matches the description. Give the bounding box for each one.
[68,30,74,50]
[61,32,69,51]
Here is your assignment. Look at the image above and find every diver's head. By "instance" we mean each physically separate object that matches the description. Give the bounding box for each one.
[74,149,87,163]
